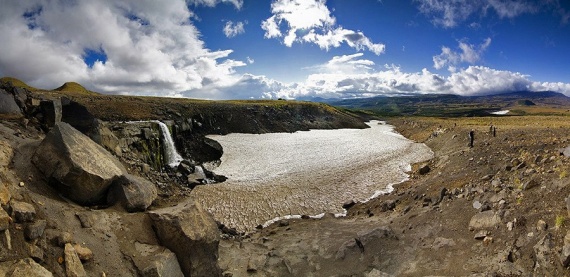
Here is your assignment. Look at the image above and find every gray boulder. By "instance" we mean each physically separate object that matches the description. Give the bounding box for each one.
[108,174,157,212]
[0,89,21,117]
[32,122,127,205]
[148,199,221,277]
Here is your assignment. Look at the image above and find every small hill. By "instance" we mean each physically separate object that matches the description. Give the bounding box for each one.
[54,82,99,96]
[517,99,536,106]
[0,77,38,91]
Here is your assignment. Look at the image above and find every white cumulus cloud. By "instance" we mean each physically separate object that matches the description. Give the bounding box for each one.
[223,20,246,38]
[415,0,537,28]
[256,56,570,99]
[0,0,248,97]
[433,38,491,71]
[261,0,385,55]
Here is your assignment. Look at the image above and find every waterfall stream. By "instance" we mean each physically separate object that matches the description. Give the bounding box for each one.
[154,121,184,167]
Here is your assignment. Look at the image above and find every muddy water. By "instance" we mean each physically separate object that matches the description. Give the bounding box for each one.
[192,121,433,232]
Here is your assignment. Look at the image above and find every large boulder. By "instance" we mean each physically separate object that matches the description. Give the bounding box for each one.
[32,122,127,205]
[148,199,221,277]
[108,174,157,212]
[0,89,21,117]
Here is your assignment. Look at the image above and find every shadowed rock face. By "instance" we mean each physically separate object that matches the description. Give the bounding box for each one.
[0,89,22,117]
[32,122,127,205]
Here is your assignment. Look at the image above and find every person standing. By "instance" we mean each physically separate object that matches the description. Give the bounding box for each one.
[469,129,475,147]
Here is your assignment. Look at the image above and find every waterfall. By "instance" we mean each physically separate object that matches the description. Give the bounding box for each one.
[154,121,184,167]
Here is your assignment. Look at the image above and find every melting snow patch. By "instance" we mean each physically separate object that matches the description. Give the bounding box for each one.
[490,110,510,115]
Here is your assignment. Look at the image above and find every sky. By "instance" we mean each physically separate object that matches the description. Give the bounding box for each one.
[1,0,570,100]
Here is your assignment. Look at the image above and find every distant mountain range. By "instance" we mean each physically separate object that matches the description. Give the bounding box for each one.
[319,91,570,117]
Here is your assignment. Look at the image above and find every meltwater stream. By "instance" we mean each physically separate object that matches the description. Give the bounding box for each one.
[192,121,433,232]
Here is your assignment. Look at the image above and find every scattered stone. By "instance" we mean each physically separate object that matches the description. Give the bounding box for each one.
[469,210,501,231]
[483,236,494,245]
[28,243,44,262]
[433,237,456,249]
[418,164,430,175]
[2,229,12,250]
[537,220,547,231]
[24,220,47,240]
[246,255,266,272]
[64,243,87,277]
[148,199,221,277]
[75,213,93,228]
[491,179,502,187]
[0,182,10,206]
[365,268,394,277]
[18,181,24,187]
[474,230,489,240]
[380,200,397,211]
[335,227,396,260]
[0,258,53,277]
[507,221,514,231]
[73,244,93,262]
[177,161,194,176]
[566,197,570,217]
[278,220,289,227]
[57,232,74,247]
[107,174,157,212]
[521,178,539,190]
[533,233,555,273]
[561,147,570,157]
[561,232,570,267]
[32,122,127,205]
[10,201,36,223]
[515,162,526,170]
[0,208,11,231]
[472,200,482,210]
[342,200,356,210]
[141,248,184,277]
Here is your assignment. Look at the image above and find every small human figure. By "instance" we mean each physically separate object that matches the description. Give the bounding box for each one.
[493,126,496,137]
[469,129,475,147]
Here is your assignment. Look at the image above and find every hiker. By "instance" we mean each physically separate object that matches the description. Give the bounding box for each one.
[469,129,475,147]
[493,126,496,137]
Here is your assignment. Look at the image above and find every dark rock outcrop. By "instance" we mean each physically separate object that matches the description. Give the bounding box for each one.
[39,99,62,129]
[32,122,127,205]
[148,199,222,277]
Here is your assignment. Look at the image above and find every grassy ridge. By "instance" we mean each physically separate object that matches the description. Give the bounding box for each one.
[328,91,570,117]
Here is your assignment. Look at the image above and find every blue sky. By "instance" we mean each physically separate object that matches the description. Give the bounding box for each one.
[1,0,569,99]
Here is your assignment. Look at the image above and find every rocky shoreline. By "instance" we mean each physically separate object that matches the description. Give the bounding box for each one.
[3,80,570,276]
